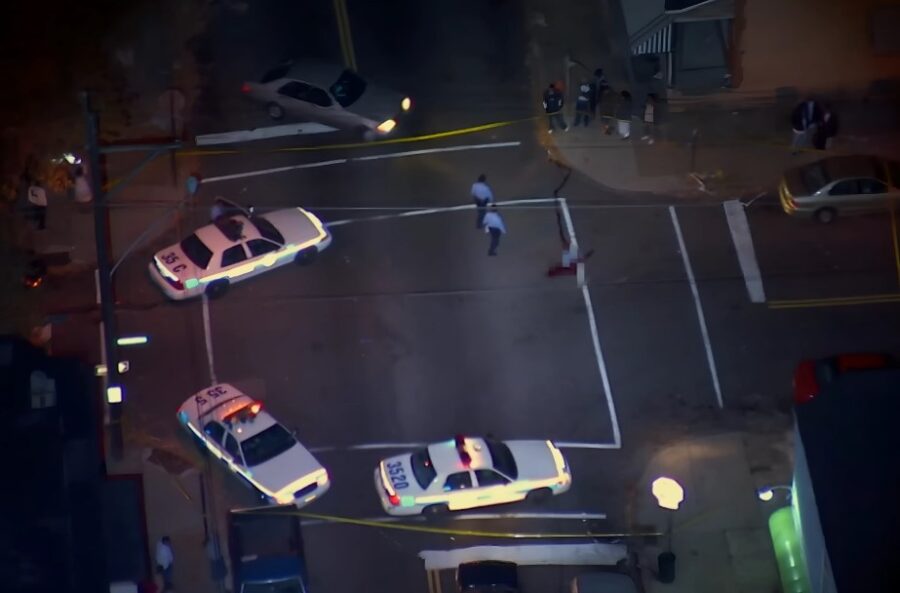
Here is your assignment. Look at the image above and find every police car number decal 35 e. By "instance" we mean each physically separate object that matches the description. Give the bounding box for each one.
[160,252,188,274]
[386,461,409,489]
[194,385,228,406]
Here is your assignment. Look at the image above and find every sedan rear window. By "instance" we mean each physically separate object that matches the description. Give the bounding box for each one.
[485,440,518,480]
[410,448,437,489]
[180,234,213,269]
[329,69,367,107]
[251,216,285,245]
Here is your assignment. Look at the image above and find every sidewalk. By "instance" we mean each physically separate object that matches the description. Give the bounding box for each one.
[631,429,794,593]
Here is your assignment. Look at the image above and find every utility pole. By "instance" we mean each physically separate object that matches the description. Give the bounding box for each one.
[82,92,182,461]
[83,92,124,459]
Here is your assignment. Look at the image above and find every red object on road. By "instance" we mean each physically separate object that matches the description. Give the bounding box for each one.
[793,353,892,405]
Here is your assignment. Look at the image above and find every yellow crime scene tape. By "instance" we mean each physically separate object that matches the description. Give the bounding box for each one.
[235,508,662,540]
[178,116,539,157]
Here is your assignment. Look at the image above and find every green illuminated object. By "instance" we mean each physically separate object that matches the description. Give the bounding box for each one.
[768,507,811,593]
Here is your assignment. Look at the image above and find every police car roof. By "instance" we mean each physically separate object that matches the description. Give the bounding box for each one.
[428,436,492,474]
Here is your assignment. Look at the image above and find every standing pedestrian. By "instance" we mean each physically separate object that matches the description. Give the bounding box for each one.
[211,197,228,221]
[155,536,175,593]
[615,91,633,140]
[790,98,822,154]
[27,179,48,230]
[593,68,610,113]
[814,103,838,150]
[542,83,567,133]
[641,94,657,144]
[471,174,494,228]
[482,205,507,256]
[573,80,592,127]
[73,166,93,207]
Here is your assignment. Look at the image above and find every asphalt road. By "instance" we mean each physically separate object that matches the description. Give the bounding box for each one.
[59,1,900,591]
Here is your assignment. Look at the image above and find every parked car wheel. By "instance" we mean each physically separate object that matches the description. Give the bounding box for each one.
[294,247,318,266]
[526,488,552,504]
[423,504,449,517]
[814,207,837,224]
[267,102,285,120]
[205,279,230,299]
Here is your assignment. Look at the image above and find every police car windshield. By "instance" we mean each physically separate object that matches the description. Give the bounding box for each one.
[180,234,213,269]
[250,216,285,245]
[240,424,296,467]
[485,440,518,480]
[410,448,437,489]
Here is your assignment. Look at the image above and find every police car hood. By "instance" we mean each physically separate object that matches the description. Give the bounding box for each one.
[250,442,324,493]
[505,441,558,481]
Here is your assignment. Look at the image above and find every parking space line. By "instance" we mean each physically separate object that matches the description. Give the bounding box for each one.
[669,206,723,408]
[201,294,217,384]
[558,198,621,449]
[419,543,629,570]
[299,512,608,527]
[201,141,521,184]
[325,197,557,228]
[309,441,619,453]
[723,200,766,303]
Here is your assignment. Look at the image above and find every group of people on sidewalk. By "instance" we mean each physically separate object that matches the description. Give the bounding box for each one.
[541,68,657,144]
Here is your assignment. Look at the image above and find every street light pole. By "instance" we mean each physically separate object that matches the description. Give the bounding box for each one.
[82,92,123,459]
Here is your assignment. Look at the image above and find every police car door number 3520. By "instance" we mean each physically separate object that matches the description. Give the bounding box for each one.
[386,461,409,489]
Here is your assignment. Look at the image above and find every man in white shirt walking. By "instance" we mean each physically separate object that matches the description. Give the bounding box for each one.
[482,205,507,256]
[155,535,175,592]
[471,173,494,228]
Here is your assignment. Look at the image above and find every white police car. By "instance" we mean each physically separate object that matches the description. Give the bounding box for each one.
[149,203,331,300]
[177,383,330,507]
[374,435,571,516]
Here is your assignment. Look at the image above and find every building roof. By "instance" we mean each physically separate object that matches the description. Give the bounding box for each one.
[795,368,900,592]
[1,336,109,593]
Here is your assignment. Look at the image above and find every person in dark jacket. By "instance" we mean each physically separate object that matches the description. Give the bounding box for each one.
[574,81,592,127]
[543,83,568,133]
[814,104,838,150]
[790,98,822,154]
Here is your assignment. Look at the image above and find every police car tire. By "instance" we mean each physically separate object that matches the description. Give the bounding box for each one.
[294,247,318,266]
[267,102,285,120]
[526,488,552,504]
[423,504,449,517]
[206,279,230,299]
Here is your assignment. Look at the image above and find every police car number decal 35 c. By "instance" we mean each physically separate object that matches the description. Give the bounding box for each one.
[160,252,188,274]
[386,461,409,489]
[194,385,228,407]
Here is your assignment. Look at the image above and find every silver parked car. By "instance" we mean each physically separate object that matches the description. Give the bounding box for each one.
[779,155,900,223]
[241,60,412,139]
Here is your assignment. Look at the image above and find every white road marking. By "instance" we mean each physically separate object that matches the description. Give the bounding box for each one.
[201,142,522,185]
[300,512,608,528]
[325,197,557,228]
[203,158,348,184]
[354,141,521,161]
[201,294,217,384]
[419,543,628,570]
[195,122,338,146]
[669,206,723,408]
[723,200,766,303]
[308,441,619,453]
[558,198,621,449]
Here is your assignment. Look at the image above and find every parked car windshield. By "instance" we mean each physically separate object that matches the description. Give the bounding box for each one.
[179,234,213,269]
[329,69,367,107]
[410,448,437,489]
[485,440,518,480]
[250,216,285,245]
